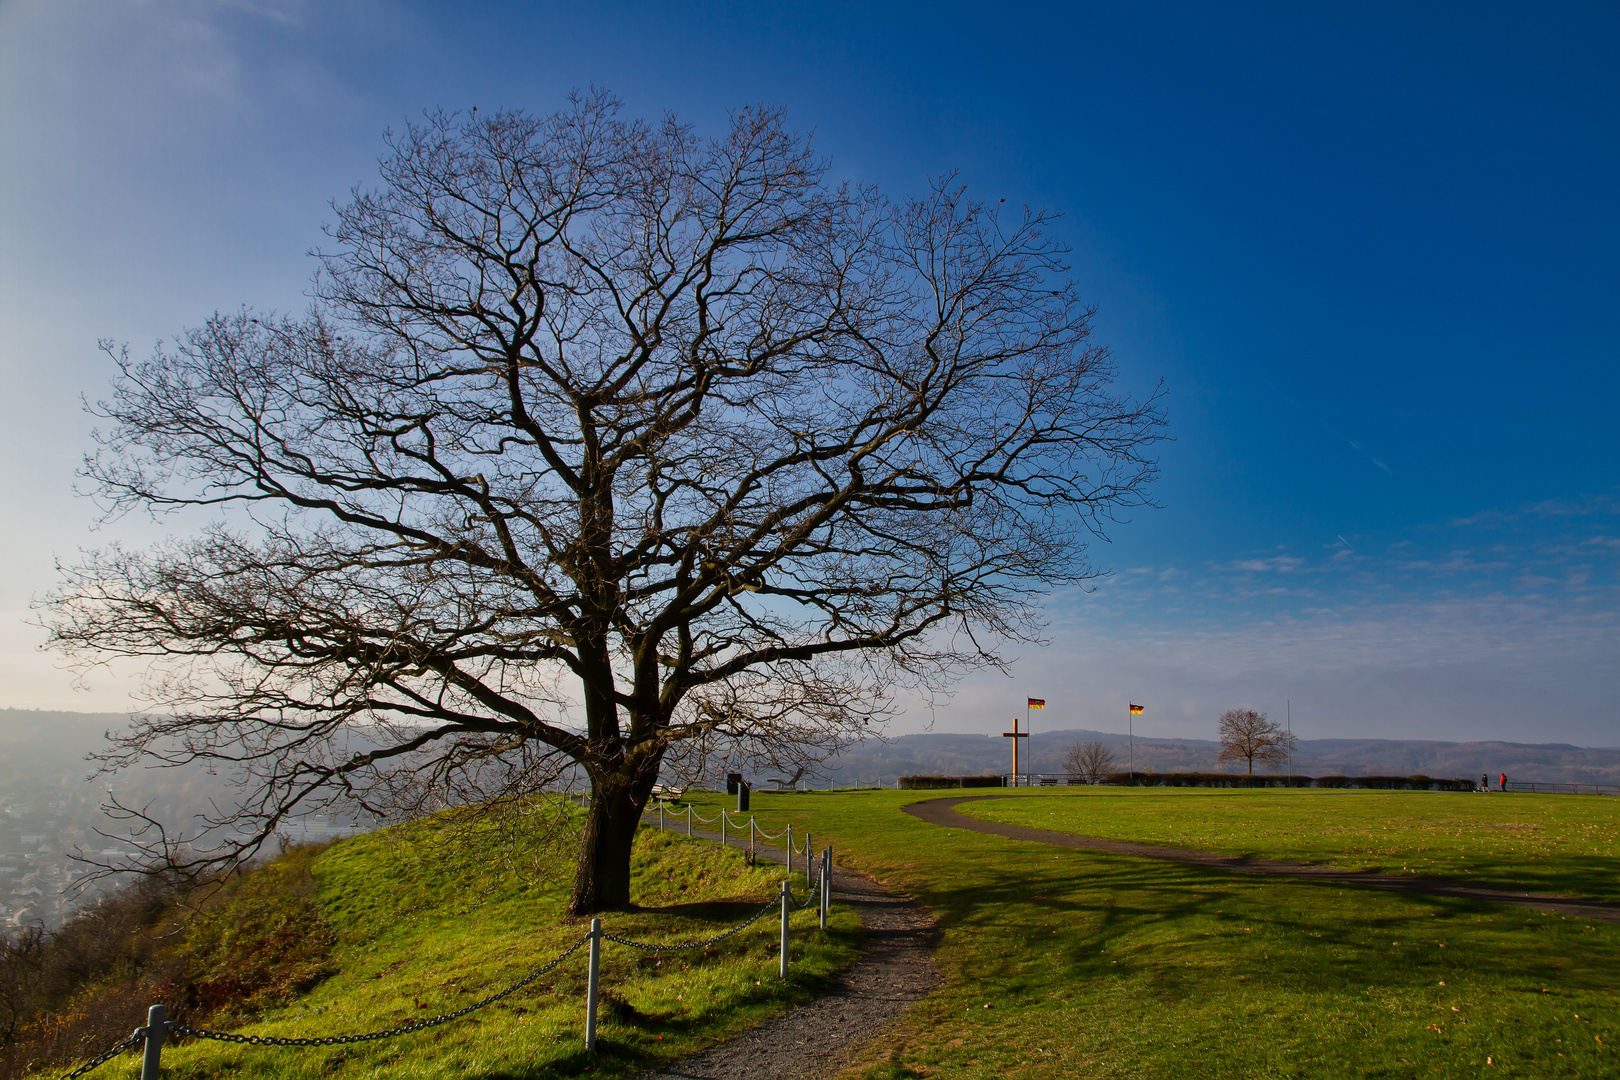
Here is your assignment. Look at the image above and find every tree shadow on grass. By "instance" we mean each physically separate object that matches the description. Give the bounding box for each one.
[896,844,1620,1009]
[625,898,775,920]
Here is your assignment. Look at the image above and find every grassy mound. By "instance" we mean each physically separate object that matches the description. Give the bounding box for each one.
[24,803,857,1079]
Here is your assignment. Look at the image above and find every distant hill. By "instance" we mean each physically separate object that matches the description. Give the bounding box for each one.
[813,729,1620,787]
[7,707,1615,795]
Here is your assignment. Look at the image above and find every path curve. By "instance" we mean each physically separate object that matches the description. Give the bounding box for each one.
[906,794,1620,925]
[638,820,938,1080]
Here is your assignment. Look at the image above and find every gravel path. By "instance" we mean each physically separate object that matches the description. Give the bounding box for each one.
[638,819,939,1080]
[906,794,1620,924]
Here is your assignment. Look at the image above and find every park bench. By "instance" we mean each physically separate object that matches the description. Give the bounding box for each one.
[650,784,685,803]
[1039,777,1059,786]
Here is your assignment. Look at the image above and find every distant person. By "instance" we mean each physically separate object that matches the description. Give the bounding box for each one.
[1481,772,1489,792]
[1500,772,1508,792]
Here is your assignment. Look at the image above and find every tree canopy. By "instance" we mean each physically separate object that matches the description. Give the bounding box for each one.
[50,92,1164,912]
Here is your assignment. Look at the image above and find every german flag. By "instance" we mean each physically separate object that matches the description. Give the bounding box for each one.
[1027,698,1045,709]
[1129,703,1144,714]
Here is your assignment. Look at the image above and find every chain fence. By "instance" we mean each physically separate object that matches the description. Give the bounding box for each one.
[58,1033,144,1080]
[176,932,592,1048]
[58,798,832,1080]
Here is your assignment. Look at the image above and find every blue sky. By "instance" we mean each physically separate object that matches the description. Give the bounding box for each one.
[0,1,1615,744]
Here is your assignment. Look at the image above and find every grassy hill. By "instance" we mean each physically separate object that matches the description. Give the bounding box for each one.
[18,777,1620,1079]
[10,802,856,1079]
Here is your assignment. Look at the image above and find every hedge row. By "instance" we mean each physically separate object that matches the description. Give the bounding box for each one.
[896,775,1006,789]
[1102,771,1478,791]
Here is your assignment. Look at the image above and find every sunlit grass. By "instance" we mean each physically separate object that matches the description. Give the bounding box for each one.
[61,805,859,1079]
[690,787,1620,1079]
[962,787,1620,901]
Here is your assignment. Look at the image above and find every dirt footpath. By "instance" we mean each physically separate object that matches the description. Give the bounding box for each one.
[638,825,938,1080]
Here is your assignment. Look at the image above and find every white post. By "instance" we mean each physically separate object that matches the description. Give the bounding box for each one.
[686,804,692,837]
[586,918,601,1053]
[140,1004,165,1080]
[779,880,791,978]
[721,812,727,845]
[658,803,664,832]
[804,831,810,879]
[786,824,793,865]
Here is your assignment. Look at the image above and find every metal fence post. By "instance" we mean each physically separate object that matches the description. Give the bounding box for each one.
[686,804,692,837]
[786,824,793,868]
[779,879,790,979]
[819,848,828,928]
[804,830,810,879]
[721,811,727,845]
[586,918,602,1053]
[658,803,664,832]
[140,1004,165,1080]
[825,845,834,919]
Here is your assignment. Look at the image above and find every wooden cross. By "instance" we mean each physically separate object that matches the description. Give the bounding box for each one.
[1002,716,1029,786]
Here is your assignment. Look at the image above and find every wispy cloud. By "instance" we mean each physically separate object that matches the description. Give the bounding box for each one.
[1224,554,1307,573]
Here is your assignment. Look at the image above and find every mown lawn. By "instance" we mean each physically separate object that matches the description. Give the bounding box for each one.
[66,807,857,1079]
[962,787,1620,902]
[687,787,1620,1080]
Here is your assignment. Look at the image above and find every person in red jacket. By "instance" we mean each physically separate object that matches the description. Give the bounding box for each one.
[1500,772,1508,792]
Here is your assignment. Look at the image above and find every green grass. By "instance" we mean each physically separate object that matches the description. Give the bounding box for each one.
[686,787,1620,1079]
[961,787,1620,902]
[63,805,859,1079]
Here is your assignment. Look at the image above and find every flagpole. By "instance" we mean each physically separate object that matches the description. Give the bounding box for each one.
[1025,699,1031,787]
[1287,700,1292,785]
[1128,703,1134,782]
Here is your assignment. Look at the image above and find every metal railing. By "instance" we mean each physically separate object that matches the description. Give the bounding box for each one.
[1505,780,1620,796]
[1001,773,1084,787]
[657,804,824,883]
[655,803,833,931]
[59,807,834,1079]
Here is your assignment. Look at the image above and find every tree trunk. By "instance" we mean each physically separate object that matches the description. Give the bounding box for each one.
[569,774,648,915]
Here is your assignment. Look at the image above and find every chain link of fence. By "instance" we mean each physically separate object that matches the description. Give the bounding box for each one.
[57,1032,145,1080]
[172,931,592,1049]
[601,894,782,951]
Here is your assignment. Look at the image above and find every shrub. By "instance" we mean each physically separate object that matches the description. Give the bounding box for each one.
[0,847,338,1080]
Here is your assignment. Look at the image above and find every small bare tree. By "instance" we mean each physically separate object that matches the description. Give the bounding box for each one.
[1216,709,1297,775]
[1063,740,1116,784]
[48,92,1164,914]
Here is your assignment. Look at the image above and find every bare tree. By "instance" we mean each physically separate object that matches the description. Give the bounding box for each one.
[48,92,1164,914]
[1063,740,1116,784]
[1216,709,1297,775]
